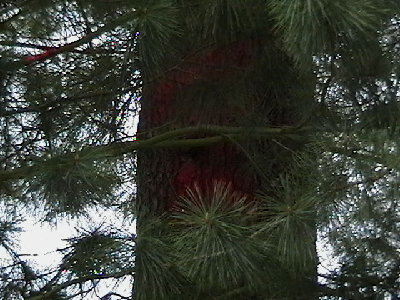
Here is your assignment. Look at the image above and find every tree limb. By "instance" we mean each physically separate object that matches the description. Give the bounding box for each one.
[0,41,126,55]
[21,10,138,65]
[0,125,308,182]
[2,9,138,72]
[26,270,132,300]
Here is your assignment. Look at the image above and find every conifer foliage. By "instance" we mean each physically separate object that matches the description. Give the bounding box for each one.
[0,0,400,299]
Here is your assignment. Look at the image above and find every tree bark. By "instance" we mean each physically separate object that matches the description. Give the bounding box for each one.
[137,38,280,212]
[136,35,316,298]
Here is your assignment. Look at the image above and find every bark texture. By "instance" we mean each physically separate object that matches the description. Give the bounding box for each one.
[135,33,316,300]
[136,36,298,212]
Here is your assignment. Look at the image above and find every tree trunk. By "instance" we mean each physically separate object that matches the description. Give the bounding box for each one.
[136,37,293,209]
[136,34,316,298]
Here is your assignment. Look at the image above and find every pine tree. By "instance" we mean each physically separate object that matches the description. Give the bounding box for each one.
[0,0,400,299]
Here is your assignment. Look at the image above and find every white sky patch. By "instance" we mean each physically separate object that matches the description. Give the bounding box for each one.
[17,209,135,299]
[317,235,340,281]
[19,208,136,263]
[18,218,70,268]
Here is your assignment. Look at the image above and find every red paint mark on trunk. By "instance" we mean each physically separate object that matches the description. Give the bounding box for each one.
[146,40,259,209]
[172,143,259,211]
[149,40,256,125]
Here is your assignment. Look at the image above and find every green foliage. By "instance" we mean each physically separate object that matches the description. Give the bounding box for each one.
[135,216,190,300]
[171,182,267,294]
[0,204,22,247]
[26,150,120,219]
[314,127,400,297]
[258,174,318,274]
[134,0,180,73]
[62,226,134,277]
[186,0,264,41]
[268,0,392,68]
[0,0,400,299]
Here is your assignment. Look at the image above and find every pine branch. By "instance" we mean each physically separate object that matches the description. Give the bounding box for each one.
[0,125,308,182]
[330,146,389,166]
[0,91,119,117]
[0,41,126,55]
[317,282,380,299]
[0,0,30,30]
[2,9,138,71]
[23,12,135,65]
[25,270,132,300]
[22,10,138,64]
[100,292,130,300]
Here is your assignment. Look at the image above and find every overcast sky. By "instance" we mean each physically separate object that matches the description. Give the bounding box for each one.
[17,209,135,299]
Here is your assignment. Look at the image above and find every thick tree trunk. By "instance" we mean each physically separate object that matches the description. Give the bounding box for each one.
[136,36,316,298]
[137,40,260,212]
[136,38,294,210]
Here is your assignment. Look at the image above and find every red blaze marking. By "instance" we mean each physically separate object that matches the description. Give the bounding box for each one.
[150,40,256,125]
[147,40,259,208]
